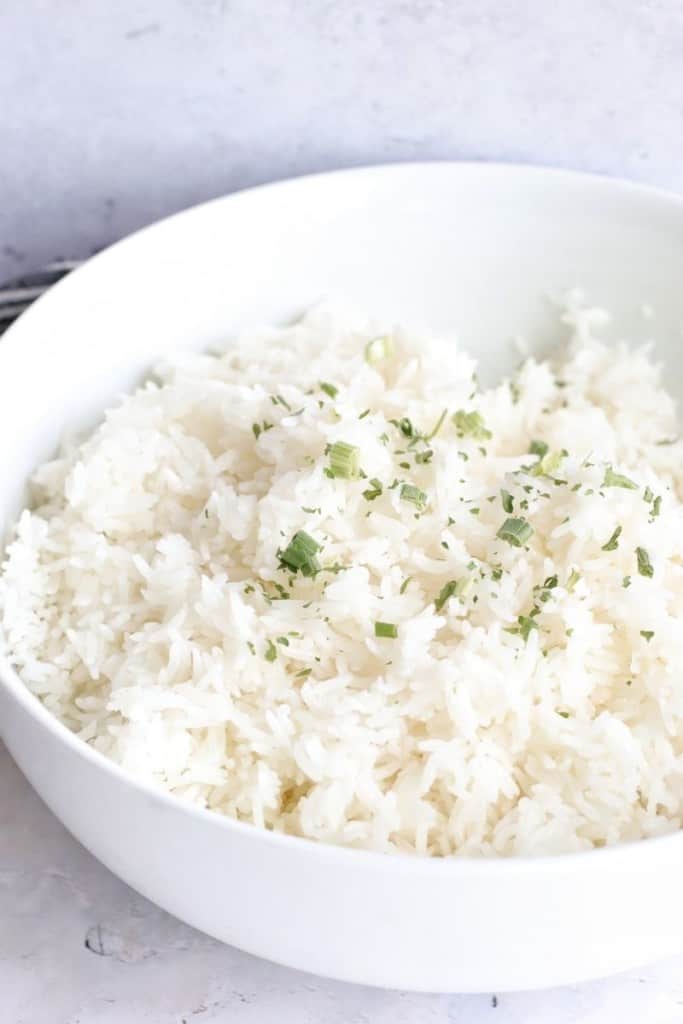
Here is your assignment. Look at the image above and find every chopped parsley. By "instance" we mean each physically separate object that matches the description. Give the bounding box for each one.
[399,576,413,595]
[496,517,534,547]
[640,630,655,642]
[505,614,539,642]
[453,409,492,441]
[252,420,274,439]
[415,449,433,464]
[400,483,427,510]
[601,525,622,551]
[603,466,638,490]
[636,546,654,578]
[529,439,549,458]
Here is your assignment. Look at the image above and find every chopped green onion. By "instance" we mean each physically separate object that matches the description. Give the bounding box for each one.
[640,630,654,642]
[362,478,383,501]
[247,641,256,655]
[365,336,394,364]
[375,621,398,639]
[320,381,338,399]
[636,546,654,578]
[557,710,570,719]
[358,408,370,420]
[265,639,277,662]
[643,486,654,503]
[496,517,534,547]
[295,668,313,679]
[603,466,638,490]
[652,495,662,518]
[453,409,492,441]
[329,440,360,480]
[415,449,433,464]
[276,636,289,646]
[400,483,427,510]
[278,530,321,577]
[501,489,514,514]
[601,525,622,551]
[622,575,631,588]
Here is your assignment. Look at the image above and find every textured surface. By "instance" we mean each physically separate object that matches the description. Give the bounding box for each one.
[3,0,683,283]
[5,0,683,1019]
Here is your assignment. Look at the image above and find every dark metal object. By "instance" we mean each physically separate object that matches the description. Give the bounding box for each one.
[0,260,81,334]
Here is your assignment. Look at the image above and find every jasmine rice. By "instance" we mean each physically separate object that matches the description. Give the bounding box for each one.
[3,302,683,857]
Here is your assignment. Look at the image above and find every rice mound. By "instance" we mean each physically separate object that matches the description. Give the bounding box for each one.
[3,303,683,857]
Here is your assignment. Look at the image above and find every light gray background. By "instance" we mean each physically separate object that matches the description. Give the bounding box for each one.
[4,2,683,1022]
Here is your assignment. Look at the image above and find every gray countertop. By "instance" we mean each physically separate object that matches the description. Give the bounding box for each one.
[4,2,683,1020]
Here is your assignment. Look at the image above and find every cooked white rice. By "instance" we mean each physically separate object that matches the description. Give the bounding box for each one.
[3,302,683,857]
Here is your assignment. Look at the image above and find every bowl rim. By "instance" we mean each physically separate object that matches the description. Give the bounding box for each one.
[3,158,683,874]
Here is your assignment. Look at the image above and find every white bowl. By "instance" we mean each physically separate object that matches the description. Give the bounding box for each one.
[2,163,683,993]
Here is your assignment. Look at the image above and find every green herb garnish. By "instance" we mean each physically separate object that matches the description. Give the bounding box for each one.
[329,441,360,480]
[320,381,338,399]
[278,531,321,577]
[601,526,622,551]
[501,489,514,514]
[265,639,277,662]
[375,621,398,639]
[400,483,427,510]
[434,577,472,612]
[566,569,581,592]
[603,466,638,490]
[529,439,549,458]
[425,408,448,441]
[362,478,383,501]
[496,517,534,547]
[399,576,413,595]
[640,630,654,642]
[505,615,539,642]
[453,409,492,441]
[636,547,654,578]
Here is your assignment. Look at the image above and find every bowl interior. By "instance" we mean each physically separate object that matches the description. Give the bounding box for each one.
[2,163,683,607]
